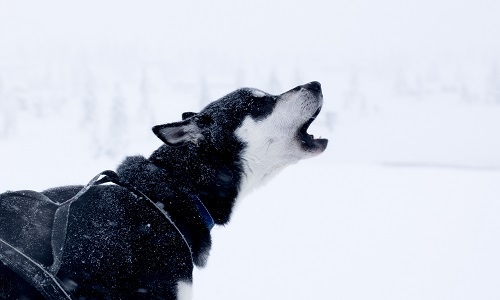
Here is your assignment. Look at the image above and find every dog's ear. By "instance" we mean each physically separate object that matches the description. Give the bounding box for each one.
[182,112,197,120]
[152,119,203,146]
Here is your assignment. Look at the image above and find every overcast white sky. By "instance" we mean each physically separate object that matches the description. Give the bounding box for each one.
[1,0,499,63]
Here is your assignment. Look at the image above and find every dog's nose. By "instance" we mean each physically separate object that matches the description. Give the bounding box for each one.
[305,81,322,95]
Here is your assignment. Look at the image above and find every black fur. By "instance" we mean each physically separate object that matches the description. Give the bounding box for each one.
[0,82,327,299]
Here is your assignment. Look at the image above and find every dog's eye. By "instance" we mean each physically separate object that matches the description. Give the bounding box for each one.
[250,96,276,121]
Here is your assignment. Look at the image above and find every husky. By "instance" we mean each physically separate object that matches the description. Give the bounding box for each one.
[0,81,328,299]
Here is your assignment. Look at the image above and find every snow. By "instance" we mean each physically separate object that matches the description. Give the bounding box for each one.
[1,0,500,299]
[195,161,500,300]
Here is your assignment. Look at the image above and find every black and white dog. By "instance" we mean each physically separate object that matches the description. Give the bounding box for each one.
[0,81,327,299]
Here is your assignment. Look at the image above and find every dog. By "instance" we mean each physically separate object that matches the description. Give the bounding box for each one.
[0,81,328,299]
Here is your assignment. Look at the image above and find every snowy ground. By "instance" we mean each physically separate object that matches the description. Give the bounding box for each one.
[195,161,500,300]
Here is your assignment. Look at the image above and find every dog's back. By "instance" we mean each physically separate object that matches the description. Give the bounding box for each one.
[1,175,193,299]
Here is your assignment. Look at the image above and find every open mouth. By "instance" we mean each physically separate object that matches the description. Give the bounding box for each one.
[297,107,329,153]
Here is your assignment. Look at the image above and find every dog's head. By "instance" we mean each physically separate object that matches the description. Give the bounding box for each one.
[153,81,328,195]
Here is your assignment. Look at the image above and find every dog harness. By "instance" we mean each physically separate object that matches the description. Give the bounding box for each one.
[0,170,213,299]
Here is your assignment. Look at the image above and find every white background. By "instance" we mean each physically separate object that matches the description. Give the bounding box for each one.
[1,0,499,299]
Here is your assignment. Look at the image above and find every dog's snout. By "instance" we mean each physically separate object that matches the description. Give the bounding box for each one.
[283,81,323,97]
[305,81,322,95]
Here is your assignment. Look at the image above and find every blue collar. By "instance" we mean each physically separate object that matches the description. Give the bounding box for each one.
[191,195,215,230]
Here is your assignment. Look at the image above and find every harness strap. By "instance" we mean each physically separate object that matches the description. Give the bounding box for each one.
[0,171,109,300]
[50,171,113,274]
[95,171,195,261]
[0,239,73,300]
[1,170,213,299]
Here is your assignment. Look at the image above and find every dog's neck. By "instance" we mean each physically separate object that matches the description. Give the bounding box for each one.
[148,143,244,225]
[116,154,220,267]
[233,114,306,200]
[115,138,291,266]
